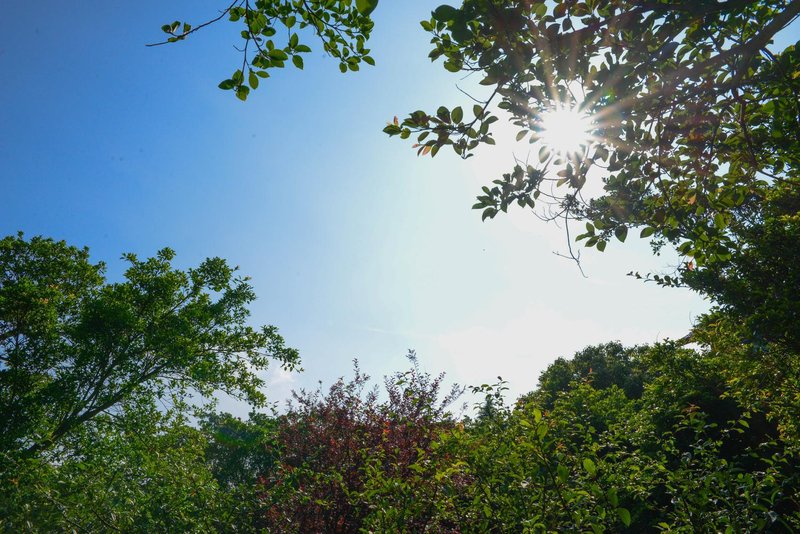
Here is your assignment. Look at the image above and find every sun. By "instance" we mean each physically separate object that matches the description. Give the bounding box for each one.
[538,106,594,157]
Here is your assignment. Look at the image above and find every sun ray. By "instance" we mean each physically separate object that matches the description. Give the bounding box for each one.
[537,105,594,157]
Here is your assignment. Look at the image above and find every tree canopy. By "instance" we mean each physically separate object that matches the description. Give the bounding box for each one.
[384,0,799,280]
[163,0,800,294]
[0,233,298,457]
[171,1,799,290]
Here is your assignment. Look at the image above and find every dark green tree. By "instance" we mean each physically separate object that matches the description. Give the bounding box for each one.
[0,233,298,458]
[527,341,648,409]
[1,407,242,532]
[685,182,800,351]
[202,411,280,491]
[361,343,800,531]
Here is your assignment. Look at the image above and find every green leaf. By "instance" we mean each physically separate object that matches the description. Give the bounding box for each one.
[538,146,550,163]
[583,458,597,475]
[248,70,259,89]
[292,55,304,69]
[432,5,459,22]
[615,226,628,242]
[218,79,235,90]
[444,59,462,72]
[451,106,463,123]
[269,49,289,61]
[557,464,569,483]
[451,21,472,43]
[356,0,379,15]
[616,508,631,527]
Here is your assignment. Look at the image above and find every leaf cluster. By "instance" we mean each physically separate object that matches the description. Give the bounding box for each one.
[389,0,800,278]
[154,0,379,100]
[0,233,298,459]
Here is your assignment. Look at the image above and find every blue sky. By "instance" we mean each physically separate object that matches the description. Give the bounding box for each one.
[7,1,779,409]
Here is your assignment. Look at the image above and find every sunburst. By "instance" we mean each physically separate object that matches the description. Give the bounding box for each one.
[537,105,594,157]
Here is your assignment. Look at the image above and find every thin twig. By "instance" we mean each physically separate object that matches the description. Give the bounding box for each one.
[146,1,241,47]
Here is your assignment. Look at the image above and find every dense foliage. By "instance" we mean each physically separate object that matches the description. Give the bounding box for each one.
[386,0,800,282]
[2,0,798,531]
[5,246,798,530]
[254,354,464,532]
[0,234,297,531]
[227,341,798,532]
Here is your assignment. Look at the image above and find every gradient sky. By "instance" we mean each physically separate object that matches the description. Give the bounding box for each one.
[6,1,789,410]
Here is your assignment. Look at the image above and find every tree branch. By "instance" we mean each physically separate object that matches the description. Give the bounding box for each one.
[146,0,241,47]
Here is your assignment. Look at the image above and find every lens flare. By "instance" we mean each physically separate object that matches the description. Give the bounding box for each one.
[538,106,593,156]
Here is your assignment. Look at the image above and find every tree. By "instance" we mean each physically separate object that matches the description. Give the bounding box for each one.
[361,343,799,531]
[151,0,379,100]
[527,341,648,409]
[162,1,798,284]
[198,411,283,528]
[685,181,800,351]
[0,233,298,458]
[1,407,241,532]
[384,0,799,280]
[256,353,463,532]
[202,411,281,491]
[162,1,800,352]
